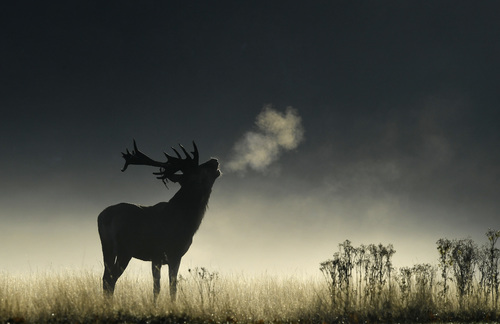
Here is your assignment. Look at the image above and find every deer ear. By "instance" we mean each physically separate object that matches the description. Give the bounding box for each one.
[167,174,183,183]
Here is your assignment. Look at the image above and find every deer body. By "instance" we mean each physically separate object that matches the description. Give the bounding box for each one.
[98,141,220,301]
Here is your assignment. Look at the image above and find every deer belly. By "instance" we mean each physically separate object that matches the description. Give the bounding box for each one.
[130,238,192,263]
[131,246,168,263]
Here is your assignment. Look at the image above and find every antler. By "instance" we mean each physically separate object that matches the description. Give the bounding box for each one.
[121,140,199,184]
[121,140,165,172]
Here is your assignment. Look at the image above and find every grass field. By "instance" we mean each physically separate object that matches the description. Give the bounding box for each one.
[1,269,327,323]
[1,231,499,323]
[1,267,498,323]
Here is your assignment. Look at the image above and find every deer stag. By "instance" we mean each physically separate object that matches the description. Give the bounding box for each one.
[97,140,220,302]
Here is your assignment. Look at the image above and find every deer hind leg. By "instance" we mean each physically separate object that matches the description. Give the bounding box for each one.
[101,243,116,295]
[168,257,181,302]
[104,254,131,295]
[112,254,131,281]
[103,265,114,295]
[152,261,162,303]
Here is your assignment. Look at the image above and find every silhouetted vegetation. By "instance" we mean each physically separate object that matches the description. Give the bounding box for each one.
[1,229,499,323]
[319,229,500,323]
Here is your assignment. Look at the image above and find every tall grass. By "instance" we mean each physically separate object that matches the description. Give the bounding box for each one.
[0,269,327,323]
[1,229,498,323]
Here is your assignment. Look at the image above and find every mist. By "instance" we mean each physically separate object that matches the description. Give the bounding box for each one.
[226,106,304,174]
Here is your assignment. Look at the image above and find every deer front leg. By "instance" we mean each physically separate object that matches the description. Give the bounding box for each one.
[152,261,162,302]
[168,257,181,302]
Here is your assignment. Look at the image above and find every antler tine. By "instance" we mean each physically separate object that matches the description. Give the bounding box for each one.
[171,147,182,159]
[178,144,192,160]
[153,170,169,180]
[192,141,199,165]
[121,140,136,172]
[133,139,139,153]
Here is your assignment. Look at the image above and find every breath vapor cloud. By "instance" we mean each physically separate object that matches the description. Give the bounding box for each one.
[227,105,304,173]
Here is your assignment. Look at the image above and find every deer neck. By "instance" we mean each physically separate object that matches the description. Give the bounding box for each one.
[168,184,213,232]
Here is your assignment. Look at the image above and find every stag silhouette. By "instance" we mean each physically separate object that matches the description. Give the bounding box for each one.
[97,140,220,301]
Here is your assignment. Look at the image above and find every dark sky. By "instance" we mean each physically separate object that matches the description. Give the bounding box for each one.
[1,1,499,275]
